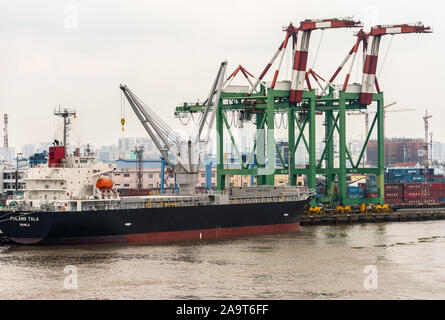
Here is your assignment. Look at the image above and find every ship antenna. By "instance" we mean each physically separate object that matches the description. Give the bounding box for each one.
[54,106,76,158]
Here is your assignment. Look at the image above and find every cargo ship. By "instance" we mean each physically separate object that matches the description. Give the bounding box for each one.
[0,62,315,245]
[0,144,314,245]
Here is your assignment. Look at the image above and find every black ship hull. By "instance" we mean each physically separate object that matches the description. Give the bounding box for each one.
[0,198,311,245]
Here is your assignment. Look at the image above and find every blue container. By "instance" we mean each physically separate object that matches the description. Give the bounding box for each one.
[348,186,360,194]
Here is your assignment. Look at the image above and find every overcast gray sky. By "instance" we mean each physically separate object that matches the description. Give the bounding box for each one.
[0,0,443,151]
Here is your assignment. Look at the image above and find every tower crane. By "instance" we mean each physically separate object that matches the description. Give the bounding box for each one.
[423,109,432,174]
[348,102,415,166]
[348,101,399,137]
[120,61,227,194]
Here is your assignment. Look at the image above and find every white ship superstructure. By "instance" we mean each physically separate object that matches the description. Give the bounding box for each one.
[7,149,118,211]
[25,156,115,204]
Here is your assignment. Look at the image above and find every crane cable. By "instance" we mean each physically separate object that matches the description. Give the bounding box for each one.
[120,90,126,131]
[178,113,192,125]
[129,90,183,144]
[275,113,283,129]
[311,30,324,70]
[378,35,394,79]
[282,113,288,129]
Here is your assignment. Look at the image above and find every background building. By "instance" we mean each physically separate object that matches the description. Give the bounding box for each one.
[0,161,28,195]
[367,138,426,167]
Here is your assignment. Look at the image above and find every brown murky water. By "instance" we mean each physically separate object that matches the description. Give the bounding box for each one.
[0,220,444,299]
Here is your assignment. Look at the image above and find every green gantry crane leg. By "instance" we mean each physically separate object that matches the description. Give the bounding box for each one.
[257,90,276,186]
[216,100,226,191]
[265,89,276,186]
[325,110,335,203]
[256,112,266,186]
[377,95,385,205]
[308,91,317,196]
[338,92,347,204]
[288,108,296,186]
[176,86,385,207]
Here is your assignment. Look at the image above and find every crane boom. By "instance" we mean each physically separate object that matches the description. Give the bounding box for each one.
[120,62,227,194]
[193,61,227,144]
[119,85,178,168]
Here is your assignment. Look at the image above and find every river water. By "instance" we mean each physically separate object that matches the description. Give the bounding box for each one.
[0,220,444,299]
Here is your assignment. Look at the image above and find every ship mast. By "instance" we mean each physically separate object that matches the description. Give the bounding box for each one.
[54,106,76,158]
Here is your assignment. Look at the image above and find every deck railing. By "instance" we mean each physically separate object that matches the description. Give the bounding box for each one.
[1,189,314,213]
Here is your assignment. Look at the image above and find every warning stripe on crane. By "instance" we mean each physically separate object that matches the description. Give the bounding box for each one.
[360,35,380,105]
[371,23,432,36]
[359,23,431,105]
[290,30,309,102]
[290,18,362,103]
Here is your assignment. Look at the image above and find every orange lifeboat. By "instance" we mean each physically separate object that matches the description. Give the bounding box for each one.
[96,177,113,190]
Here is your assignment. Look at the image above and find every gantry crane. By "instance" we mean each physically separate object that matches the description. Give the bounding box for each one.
[120,61,227,194]
[174,18,431,207]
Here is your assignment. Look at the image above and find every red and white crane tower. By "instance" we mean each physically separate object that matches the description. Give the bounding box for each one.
[250,18,363,96]
[319,22,432,104]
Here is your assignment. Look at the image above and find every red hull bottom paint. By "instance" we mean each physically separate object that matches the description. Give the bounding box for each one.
[125,222,301,244]
[9,223,301,245]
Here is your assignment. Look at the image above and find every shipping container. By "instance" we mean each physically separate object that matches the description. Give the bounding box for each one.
[385,183,404,191]
[404,183,425,191]
[385,191,403,199]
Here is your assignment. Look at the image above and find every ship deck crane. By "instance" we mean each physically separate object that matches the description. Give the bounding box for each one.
[120,61,227,194]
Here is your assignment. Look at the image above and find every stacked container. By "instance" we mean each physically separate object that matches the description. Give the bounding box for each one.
[347,186,365,199]
[365,176,378,198]
[384,183,404,204]
[403,183,427,205]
